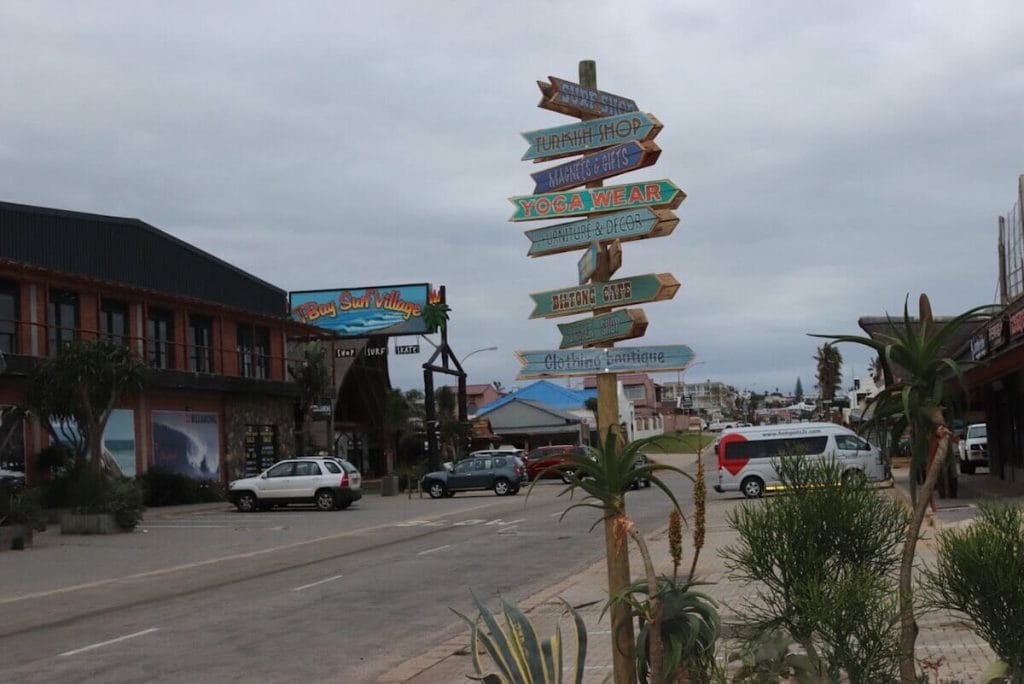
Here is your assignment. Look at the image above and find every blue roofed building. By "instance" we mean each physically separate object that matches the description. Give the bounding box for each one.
[473,380,595,449]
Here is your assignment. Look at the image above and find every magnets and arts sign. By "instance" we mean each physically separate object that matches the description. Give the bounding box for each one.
[289,283,431,337]
[151,411,221,481]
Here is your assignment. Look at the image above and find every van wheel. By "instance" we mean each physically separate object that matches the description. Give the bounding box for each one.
[842,469,867,487]
[741,477,764,499]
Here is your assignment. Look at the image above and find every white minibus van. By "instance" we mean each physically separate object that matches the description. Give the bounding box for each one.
[713,422,890,498]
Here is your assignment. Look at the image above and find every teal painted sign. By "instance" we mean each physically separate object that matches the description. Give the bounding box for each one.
[537,76,638,118]
[525,208,678,257]
[530,273,680,319]
[530,141,660,194]
[509,179,684,222]
[516,345,696,379]
[557,309,647,349]
[577,243,598,285]
[521,112,662,161]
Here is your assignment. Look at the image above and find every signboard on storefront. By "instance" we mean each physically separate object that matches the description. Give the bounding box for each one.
[290,284,431,338]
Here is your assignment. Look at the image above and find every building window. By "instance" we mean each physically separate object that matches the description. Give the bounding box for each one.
[237,324,270,379]
[0,280,17,355]
[48,289,79,355]
[188,315,214,373]
[100,299,128,344]
[147,308,175,369]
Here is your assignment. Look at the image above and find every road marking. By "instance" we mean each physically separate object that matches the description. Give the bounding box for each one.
[141,524,234,529]
[417,544,452,556]
[1,500,502,606]
[292,574,344,592]
[59,628,159,657]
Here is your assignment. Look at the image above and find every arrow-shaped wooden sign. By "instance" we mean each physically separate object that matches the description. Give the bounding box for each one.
[537,76,638,119]
[525,208,678,257]
[509,179,684,222]
[530,273,680,319]
[521,112,662,162]
[577,240,622,284]
[530,141,661,194]
[516,345,696,379]
[557,309,648,349]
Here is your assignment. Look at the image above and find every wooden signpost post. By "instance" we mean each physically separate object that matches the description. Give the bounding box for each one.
[514,61,695,684]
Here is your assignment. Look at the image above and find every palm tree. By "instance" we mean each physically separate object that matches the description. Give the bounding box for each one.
[811,293,992,682]
[288,341,332,455]
[380,389,412,474]
[814,343,843,403]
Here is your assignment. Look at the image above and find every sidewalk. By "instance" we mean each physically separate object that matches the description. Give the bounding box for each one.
[384,455,1003,683]
[891,460,1024,530]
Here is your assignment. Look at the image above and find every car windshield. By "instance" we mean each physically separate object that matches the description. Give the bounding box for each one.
[968,425,987,439]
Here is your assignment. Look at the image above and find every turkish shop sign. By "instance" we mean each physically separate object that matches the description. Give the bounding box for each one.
[290,283,431,337]
[521,111,662,162]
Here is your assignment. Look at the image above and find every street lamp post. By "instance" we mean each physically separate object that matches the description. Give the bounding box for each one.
[460,346,498,367]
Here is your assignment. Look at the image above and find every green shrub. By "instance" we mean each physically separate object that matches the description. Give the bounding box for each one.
[138,468,224,507]
[1,485,47,531]
[720,456,908,682]
[68,470,145,531]
[921,504,1024,679]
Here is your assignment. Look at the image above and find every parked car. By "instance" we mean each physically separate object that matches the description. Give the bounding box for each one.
[228,457,362,512]
[421,453,527,498]
[524,445,591,483]
[958,423,988,474]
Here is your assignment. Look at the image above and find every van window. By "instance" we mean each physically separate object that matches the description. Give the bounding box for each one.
[724,436,828,461]
[835,435,869,451]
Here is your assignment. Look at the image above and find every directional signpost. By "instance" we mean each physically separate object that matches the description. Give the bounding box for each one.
[516,344,695,379]
[530,273,679,319]
[516,62,695,684]
[537,76,638,118]
[522,112,663,162]
[509,179,684,222]
[525,208,678,257]
[530,141,661,194]
[557,309,647,349]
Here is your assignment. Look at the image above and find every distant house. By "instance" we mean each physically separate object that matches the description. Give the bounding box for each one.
[583,373,664,439]
[474,380,594,449]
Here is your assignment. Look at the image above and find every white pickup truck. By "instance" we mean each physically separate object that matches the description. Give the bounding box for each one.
[958,422,988,474]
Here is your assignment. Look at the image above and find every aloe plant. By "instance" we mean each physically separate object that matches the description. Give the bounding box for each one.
[527,430,694,683]
[811,294,992,682]
[454,594,587,684]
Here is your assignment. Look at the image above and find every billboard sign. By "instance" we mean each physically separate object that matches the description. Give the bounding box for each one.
[290,283,432,337]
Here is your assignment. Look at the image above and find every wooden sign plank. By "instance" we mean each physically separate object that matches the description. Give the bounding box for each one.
[530,141,661,194]
[557,309,647,349]
[525,208,678,257]
[509,179,685,222]
[521,112,662,162]
[516,345,696,379]
[530,273,680,319]
[537,76,638,119]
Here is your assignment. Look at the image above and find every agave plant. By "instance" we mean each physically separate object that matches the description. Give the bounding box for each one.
[610,576,720,683]
[527,429,694,683]
[454,594,587,684]
[811,293,993,682]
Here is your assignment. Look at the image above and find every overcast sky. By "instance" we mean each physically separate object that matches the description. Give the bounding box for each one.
[3,2,1022,398]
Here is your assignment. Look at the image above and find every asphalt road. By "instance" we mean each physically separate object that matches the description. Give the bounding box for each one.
[0,470,695,683]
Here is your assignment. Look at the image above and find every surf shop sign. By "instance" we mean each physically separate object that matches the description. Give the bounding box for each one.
[290,283,432,337]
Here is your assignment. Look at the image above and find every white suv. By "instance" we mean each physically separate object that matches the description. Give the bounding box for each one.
[958,423,988,475]
[229,457,362,512]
